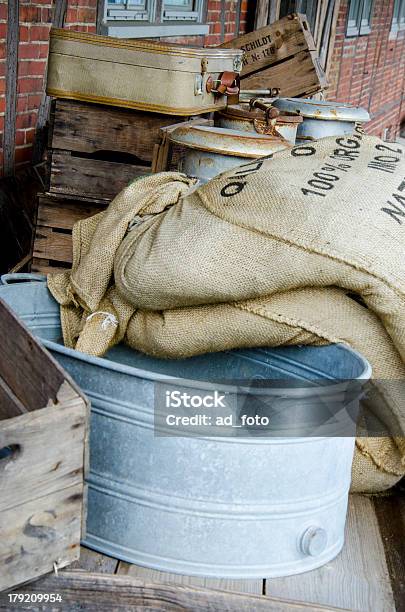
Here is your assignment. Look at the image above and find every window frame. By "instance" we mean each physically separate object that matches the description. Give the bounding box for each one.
[102,0,208,37]
[279,0,319,37]
[391,0,405,33]
[106,0,153,23]
[346,0,373,37]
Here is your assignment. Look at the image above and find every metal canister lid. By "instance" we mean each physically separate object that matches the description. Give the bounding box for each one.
[169,125,290,158]
[272,98,370,122]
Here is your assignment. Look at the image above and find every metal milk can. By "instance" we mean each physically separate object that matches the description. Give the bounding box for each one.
[215,99,303,144]
[272,98,370,143]
[169,124,290,183]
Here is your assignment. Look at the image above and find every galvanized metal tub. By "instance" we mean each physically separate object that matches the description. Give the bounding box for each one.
[272,98,370,143]
[215,102,303,144]
[169,124,290,184]
[0,274,371,579]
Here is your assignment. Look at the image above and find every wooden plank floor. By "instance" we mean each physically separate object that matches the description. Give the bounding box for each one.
[4,492,403,610]
[64,493,405,611]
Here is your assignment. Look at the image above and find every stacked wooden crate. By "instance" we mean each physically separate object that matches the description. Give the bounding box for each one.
[32,100,189,274]
[0,298,88,591]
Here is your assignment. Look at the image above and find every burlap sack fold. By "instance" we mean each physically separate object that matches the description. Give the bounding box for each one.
[48,172,197,354]
[48,133,405,493]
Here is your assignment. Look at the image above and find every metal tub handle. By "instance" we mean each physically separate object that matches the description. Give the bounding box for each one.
[1,273,47,285]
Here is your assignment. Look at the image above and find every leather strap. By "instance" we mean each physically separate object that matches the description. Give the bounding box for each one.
[206,72,240,96]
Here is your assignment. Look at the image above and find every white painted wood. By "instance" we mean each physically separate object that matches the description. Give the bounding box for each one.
[264,495,395,612]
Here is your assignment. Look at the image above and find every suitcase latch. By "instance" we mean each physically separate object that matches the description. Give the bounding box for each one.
[233,56,243,73]
[194,74,203,96]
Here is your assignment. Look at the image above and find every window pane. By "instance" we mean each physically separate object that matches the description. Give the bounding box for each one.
[164,0,193,7]
[298,0,318,34]
[361,0,372,25]
[279,0,318,35]
[348,0,361,24]
[279,0,298,20]
[400,0,405,23]
[393,0,401,20]
[108,0,146,5]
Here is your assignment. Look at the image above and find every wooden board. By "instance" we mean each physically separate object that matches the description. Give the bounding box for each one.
[117,561,263,595]
[0,300,89,591]
[264,496,395,612]
[37,194,104,229]
[220,13,328,97]
[373,492,405,612]
[49,151,149,201]
[241,49,326,98]
[51,100,187,165]
[3,571,350,611]
[31,257,72,275]
[0,168,42,275]
[3,0,19,176]
[71,547,119,575]
[3,491,404,607]
[31,0,67,166]
[33,226,73,264]
[0,298,66,412]
[32,195,105,272]
[152,117,213,173]
[254,0,270,30]
[0,399,86,512]
[0,483,83,592]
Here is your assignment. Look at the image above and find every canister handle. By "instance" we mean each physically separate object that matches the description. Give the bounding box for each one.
[250,98,280,119]
[0,273,47,285]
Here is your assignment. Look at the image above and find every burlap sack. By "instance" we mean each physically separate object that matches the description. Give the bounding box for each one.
[48,133,405,493]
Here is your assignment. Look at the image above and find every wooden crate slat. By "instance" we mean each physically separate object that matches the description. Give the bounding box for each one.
[0,299,66,412]
[221,13,327,97]
[41,190,110,206]
[373,492,405,610]
[0,300,88,591]
[71,547,120,574]
[241,50,327,98]
[0,399,86,513]
[31,257,71,275]
[33,195,105,271]
[37,195,104,230]
[33,225,73,263]
[0,376,28,420]
[49,151,149,201]
[117,561,263,595]
[7,570,349,611]
[0,483,83,592]
[51,100,187,164]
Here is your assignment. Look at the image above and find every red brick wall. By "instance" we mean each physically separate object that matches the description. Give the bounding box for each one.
[327,0,405,140]
[0,0,98,174]
[0,1,6,172]
[0,0,248,175]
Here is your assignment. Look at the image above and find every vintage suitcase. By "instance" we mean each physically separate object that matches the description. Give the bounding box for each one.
[47,29,244,116]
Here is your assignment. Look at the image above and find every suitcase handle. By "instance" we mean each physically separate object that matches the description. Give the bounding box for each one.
[206,71,240,96]
[0,273,47,285]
